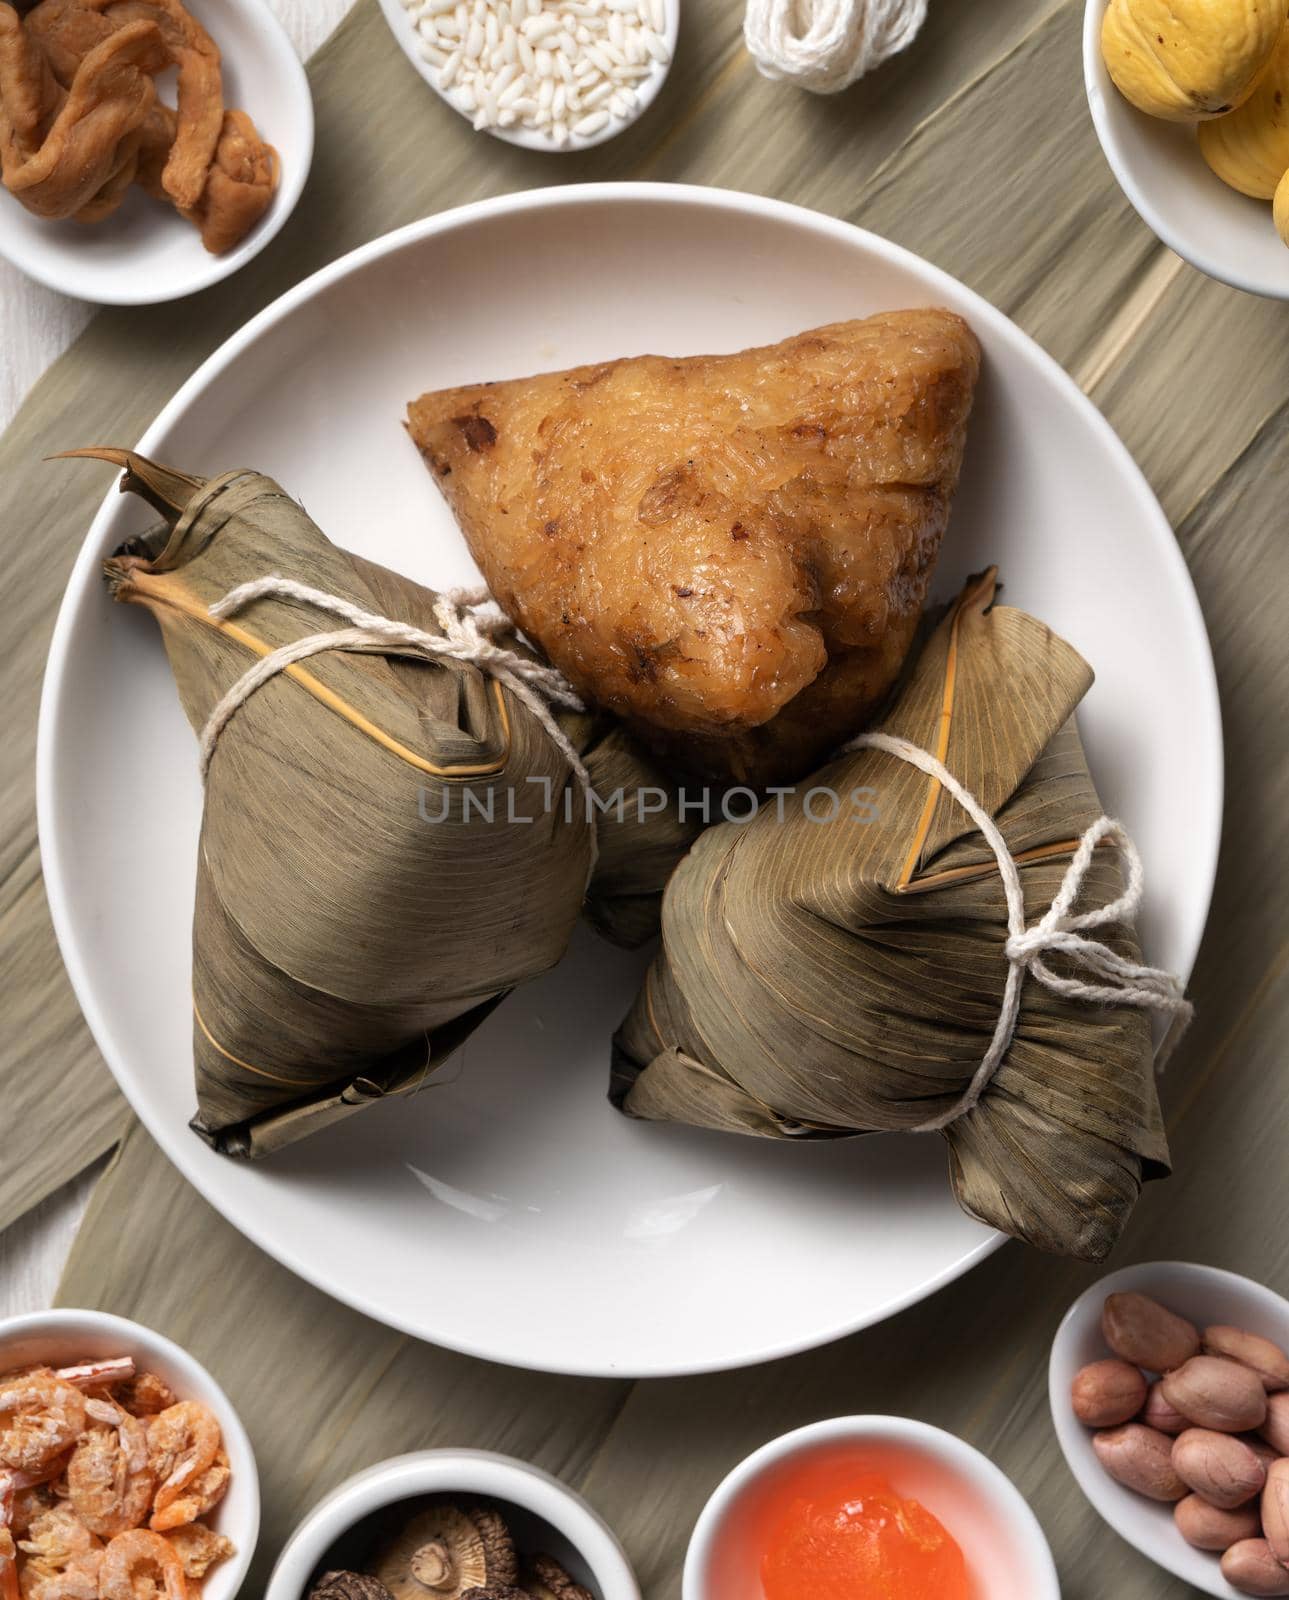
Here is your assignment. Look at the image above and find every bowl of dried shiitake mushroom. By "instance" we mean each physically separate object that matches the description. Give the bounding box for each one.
[264,1450,641,1600]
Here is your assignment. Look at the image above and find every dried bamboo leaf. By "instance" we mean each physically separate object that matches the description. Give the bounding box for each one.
[613,570,1169,1260]
[86,451,699,1157]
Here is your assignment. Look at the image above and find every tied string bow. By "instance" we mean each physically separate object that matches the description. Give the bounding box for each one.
[845,731,1193,1132]
[198,574,598,869]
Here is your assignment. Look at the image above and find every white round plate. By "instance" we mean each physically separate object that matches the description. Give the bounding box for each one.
[1084,0,1289,299]
[0,0,313,305]
[38,184,1222,1377]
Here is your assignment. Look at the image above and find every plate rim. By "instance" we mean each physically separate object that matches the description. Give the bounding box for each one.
[36,181,1225,1376]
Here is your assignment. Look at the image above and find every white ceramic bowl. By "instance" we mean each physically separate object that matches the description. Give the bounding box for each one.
[1084,0,1289,298]
[375,0,678,152]
[265,1449,640,1600]
[1050,1260,1289,1598]
[0,0,313,304]
[0,1308,259,1600]
[683,1416,1060,1600]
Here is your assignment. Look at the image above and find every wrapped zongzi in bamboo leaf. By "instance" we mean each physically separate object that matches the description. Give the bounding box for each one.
[577,719,708,949]
[86,450,699,1157]
[612,570,1186,1261]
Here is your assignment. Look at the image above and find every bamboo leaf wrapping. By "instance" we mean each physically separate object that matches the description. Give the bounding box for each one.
[612,572,1170,1261]
[94,453,699,1157]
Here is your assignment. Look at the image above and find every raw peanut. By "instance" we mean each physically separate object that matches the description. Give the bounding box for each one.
[1264,1459,1289,1565]
[1093,1424,1188,1501]
[1072,1360,1148,1427]
[1221,1539,1289,1595]
[1102,1292,1200,1372]
[1263,1394,1289,1456]
[1246,1435,1281,1469]
[1175,1494,1262,1552]
[1172,1429,1266,1508]
[1163,1357,1269,1433]
[1142,1380,1188,1436]
[1205,1327,1289,1392]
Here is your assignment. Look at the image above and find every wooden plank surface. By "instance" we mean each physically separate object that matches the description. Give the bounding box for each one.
[0,1167,103,1322]
[1,0,1285,1597]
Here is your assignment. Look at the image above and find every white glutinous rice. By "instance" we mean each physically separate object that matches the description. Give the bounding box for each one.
[406,0,671,144]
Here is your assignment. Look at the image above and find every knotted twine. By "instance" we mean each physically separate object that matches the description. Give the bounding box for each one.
[844,731,1193,1132]
[744,0,928,93]
[196,588,1192,1130]
[197,574,599,869]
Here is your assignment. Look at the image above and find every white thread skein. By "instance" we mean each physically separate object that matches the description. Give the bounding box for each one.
[744,0,929,93]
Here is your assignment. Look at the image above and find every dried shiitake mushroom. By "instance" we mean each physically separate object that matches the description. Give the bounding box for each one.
[523,1555,594,1600]
[460,1589,530,1600]
[308,1573,396,1600]
[373,1506,518,1600]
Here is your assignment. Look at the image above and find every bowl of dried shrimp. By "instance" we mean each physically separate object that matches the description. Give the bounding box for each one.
[0,1308,258,1600]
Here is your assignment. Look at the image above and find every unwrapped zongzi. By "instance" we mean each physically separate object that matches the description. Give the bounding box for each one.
[407,312,981,785]
[89,450,699,1157]
[612,571,1185,1261]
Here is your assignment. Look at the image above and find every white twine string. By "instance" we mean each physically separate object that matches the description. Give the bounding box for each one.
[198,575,598,867]
[744,0,928,93]
[844,731,1193,1132]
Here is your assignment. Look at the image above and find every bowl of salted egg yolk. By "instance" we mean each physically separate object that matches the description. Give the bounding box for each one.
[683,1416,1059,1600]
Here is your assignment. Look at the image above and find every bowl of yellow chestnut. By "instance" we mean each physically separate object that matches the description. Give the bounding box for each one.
[1085,0,1289,298]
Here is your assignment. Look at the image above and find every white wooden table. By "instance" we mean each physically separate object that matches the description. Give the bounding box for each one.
[0,0,357,1324]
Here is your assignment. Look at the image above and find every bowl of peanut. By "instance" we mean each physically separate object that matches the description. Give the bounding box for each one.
[1050,1262,1289,1598]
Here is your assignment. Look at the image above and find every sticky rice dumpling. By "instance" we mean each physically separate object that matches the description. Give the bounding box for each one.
[612,571,1177,1262]
[407,311,981,785]
[87,450,698,1157]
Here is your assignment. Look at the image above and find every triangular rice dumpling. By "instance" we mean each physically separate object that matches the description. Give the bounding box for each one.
[85,450,699,1157]
[611,571,1172,1262]
[407,311,981,786]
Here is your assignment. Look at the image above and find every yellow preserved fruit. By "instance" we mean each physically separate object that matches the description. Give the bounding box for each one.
[1200,25,1289,196]
[1101,0,1285,121]
[1274,166,1289,241]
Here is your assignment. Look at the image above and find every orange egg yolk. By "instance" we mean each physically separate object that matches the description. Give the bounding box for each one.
[761,1471,970,1600]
